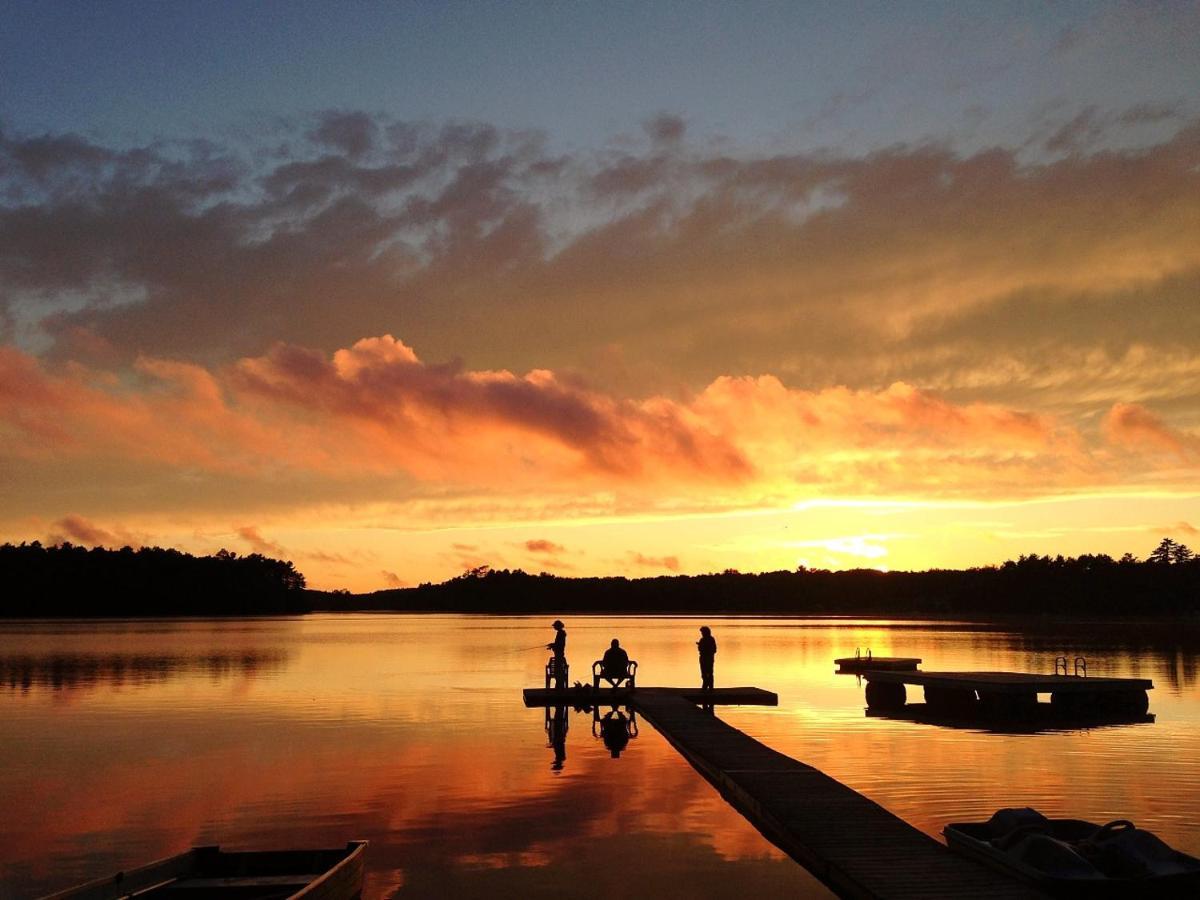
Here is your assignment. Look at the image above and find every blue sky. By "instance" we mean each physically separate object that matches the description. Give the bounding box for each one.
[3,1,1196,155]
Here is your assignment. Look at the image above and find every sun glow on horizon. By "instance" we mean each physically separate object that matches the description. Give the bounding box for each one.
[2,6,1199,597]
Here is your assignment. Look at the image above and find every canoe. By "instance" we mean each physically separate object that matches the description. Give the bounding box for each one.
[945,808,1200,897]
[39,840,367,900]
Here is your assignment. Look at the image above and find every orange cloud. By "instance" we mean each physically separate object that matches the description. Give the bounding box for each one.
[1104,402,1199,461]
[4,336,1199,532]
[525,539,565,554]
[630,552,681,572]
[45,514,145,548]
[236,525,287,558]
[6,324,1200,589]
[3,114,1197,426]
[230,335,752,483]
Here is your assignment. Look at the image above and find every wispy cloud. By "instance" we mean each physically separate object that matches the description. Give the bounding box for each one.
[45,515,146,549]
[2,113,1197,423]
[629,552,681,572]
[525,539,565,554]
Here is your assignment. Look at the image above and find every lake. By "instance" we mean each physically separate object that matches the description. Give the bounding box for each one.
[2,614,1198,898]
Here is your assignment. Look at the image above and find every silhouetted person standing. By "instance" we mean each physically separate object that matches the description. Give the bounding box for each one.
[547,619,567,689]
[598,639,630,687]
[697,626,716,690]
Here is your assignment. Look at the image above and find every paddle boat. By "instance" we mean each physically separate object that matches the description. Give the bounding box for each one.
[39,840,367,899]
[944,808,1199,896]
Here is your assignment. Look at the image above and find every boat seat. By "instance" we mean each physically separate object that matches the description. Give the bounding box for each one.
[1082,823,1198,878]
[1009,834,1106,880]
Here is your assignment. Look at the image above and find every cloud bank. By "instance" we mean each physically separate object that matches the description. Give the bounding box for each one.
[1,111,1197,427]
[2,110,1199,581]
[2,335,1195,530]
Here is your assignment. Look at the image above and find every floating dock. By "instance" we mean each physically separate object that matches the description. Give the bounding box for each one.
[860,670,1153,715]
[632,693,1044,899]
[835,656,921,673]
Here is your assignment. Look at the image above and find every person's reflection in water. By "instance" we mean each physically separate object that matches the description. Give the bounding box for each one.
[595,707,633,758]
[546,705,569,771]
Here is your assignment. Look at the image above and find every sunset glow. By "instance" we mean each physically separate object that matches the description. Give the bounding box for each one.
[2,3,1199,591]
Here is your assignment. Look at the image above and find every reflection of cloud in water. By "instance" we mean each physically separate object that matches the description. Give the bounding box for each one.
[0,651,290,693]
[380,832,828,898]
[0,701,831,898]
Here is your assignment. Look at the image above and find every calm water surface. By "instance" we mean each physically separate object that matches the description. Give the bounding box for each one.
[3,615,1199,898]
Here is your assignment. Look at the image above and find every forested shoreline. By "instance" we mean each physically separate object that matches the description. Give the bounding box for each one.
[3,539,1198,619]
[0,543,309,617]
[318,540,1200,618]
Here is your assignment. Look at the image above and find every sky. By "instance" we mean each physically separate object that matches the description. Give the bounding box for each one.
[1,1,1199,591]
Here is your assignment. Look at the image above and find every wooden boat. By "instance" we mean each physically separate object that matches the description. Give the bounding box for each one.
[39,840,367,900]
[944,809,1200,897]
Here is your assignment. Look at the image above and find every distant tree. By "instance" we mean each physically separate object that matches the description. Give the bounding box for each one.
[1149,538,1177,564]
[1171,541,1195,564]
[0,542,307,617]
[1119,552,1139,565]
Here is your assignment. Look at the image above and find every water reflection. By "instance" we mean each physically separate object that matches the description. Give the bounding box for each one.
[865,703,1157,734]
[592,706,639,758]
[4,614,1199,899]
[545,706,568,771]
[543,704,640,769]
[0,651,290,693]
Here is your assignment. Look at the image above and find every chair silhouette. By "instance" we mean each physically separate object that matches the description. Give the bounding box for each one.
[592,658,637,690]
[545,656,569,689]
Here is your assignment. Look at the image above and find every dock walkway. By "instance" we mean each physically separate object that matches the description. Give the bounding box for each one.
[632,693,1045,900]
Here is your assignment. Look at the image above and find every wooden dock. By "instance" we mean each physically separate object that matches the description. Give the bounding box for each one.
[523,685,777,708]
[632,693,1044,899]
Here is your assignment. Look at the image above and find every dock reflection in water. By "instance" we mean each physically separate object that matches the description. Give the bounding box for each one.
[865,703,1157,734]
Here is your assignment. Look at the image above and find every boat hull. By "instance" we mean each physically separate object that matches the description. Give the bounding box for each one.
[945,820,1199,898]
[38,841,367,900]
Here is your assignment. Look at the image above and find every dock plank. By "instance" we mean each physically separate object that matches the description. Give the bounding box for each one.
[631,693,1045,900]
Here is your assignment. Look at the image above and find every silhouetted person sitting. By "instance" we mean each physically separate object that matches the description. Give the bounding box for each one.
[593,638,634,689]
[697,626,717,690]
[545,619,567,689]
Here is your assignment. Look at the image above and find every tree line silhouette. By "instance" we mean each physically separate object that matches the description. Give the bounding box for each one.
[3,538,1197,619]
[0,542,309,617]
[319,539,1200,618]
